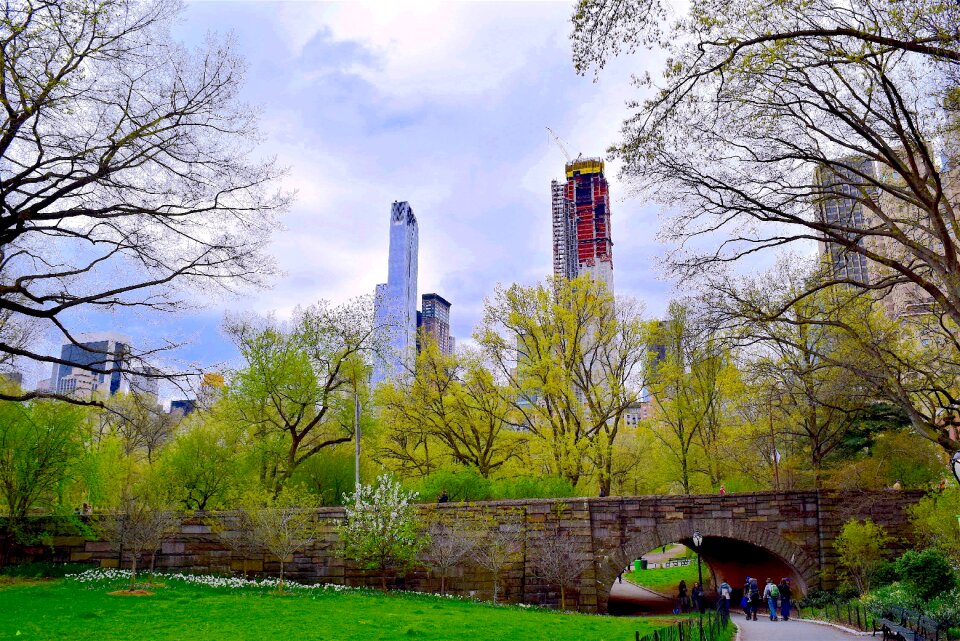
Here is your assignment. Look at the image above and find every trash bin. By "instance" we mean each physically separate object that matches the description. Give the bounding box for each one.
[634,559,641,572]
[641,559,648,570]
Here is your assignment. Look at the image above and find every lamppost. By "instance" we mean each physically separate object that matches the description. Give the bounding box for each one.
[692,530,705,641]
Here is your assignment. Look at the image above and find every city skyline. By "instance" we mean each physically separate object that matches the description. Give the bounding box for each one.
[21,2,807,391]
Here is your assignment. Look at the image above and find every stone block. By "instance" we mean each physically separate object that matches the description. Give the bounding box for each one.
[85,541,113,553]
[100,558,119,569]
[70,552,94,562]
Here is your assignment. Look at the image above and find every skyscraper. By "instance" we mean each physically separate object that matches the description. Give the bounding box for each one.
[43,332,161,400]
[418,293,454,355]
[551,158,614,292]
[373,201,419,384]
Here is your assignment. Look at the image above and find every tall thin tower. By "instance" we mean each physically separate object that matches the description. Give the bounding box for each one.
[551,158,614,291]
[372,201,419,384]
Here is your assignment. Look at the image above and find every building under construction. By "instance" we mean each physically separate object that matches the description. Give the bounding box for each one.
[551,158,614,291]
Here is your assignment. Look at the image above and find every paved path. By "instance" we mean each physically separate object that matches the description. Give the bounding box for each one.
[736,618,863,640]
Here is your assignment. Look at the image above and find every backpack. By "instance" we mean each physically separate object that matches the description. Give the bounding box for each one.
[770,585,779,598]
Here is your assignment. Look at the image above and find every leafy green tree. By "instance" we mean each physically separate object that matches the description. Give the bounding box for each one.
[572,0,960,454]
[224,298,381,493]
[158,416,244,511]
[895,548,958,602]
[476,276,647,493]
[909,489,960,565]
[338,475,425,591]
[835,518,891,594]
[377,340,524,479]
[0,399,87,564]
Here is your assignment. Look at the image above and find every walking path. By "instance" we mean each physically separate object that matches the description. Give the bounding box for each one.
[736,618,863,640]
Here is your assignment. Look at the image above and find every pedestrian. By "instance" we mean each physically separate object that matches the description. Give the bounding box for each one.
[719,484,726,496]
[717,578,732,624]
[763,577,779,621]
[691,581,704,614]
[748,576,761,620]
[599,486,606,497]
[778,578,792,621]
[743,577,753,620]
[678,580,689,612]
[892,479,903,490]
[437,489,449,504]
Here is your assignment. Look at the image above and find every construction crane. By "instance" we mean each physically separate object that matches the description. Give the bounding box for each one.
[546,127,578,163]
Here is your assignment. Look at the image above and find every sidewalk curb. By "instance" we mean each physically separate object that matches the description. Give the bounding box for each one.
[795,617,870,636]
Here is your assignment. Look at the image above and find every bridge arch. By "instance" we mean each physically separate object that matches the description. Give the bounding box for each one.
[594,519,819,614]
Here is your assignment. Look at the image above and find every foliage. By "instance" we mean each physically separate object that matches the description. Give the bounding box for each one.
[476,275,647,492]
[0,562,93,578]
[338,475,425,591]
[488,475,576,500]
[834,518,891,594]
[0,0,287,401]
[895,549,958,602]
[224,299,379,493]
[157,416,244,511]
[572,0,960,454]
[0,399,88,560]
[909,488,960,565]
[0,576,685,641]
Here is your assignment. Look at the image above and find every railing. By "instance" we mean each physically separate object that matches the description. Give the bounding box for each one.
[795,601,874,632]
[635,611,732,641]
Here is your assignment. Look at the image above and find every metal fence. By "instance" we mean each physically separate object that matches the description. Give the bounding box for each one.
[795,601,874,632]
[635,611,732,641]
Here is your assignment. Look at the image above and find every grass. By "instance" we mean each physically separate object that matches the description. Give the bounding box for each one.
[623,558,711,597]
[0,574,685,641]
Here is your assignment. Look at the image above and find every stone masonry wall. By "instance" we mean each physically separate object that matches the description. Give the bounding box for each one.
[12,489,924,613]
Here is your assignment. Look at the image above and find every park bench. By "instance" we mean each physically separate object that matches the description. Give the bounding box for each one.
[872,606,944,641]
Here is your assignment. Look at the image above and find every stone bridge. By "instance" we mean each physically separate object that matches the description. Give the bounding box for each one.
[25,489,924,613]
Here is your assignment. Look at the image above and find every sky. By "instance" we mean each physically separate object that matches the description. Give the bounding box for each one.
[36,1,682,392]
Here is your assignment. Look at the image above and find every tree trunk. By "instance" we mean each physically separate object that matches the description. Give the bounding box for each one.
[129,553,138,591]
[492,578,499,604]
[560,585,566,609]
[440,574,446,595]
[380,572,388,592]
[279,559,285,593]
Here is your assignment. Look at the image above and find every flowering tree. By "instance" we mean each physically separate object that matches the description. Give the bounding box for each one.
[338,475,426,591]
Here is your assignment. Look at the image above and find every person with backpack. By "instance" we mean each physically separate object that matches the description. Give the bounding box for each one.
[717,579,732,624]
[778,578,792,621]
[763,577,779,621]
[749,576,761,620]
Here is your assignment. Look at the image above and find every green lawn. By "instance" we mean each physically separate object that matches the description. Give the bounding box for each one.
[0,574,683,641]
[623,559,711,597]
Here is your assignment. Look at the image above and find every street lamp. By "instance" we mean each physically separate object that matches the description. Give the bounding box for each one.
[692,530,705,641]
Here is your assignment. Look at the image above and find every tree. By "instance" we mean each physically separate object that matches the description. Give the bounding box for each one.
[158,417,243,511]
[835,518,891,594]
[225,298,381,493]
[909,488,960,565]
[210,510,263,580]
[419,514,475,595]
[471,517,523,604]
[377,341,524,479]
[895,548,958,602]
[0,0,287,402]
[476,276,647,492]
[240,487,316,592]
[646,302,738,494]
[338,475,425,591]
[0,398,87,565]
[531,525,590,609]
[572,0,960,453]
[98,491,179,591]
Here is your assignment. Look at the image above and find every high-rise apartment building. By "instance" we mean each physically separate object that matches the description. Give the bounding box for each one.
[373,201,419,384]
[417,293,454,355]
[551,158,614,292]
[816,160,936,318]
[47,332,132,399]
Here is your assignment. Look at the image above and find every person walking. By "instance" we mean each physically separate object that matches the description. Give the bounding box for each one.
[743,577,755,620]
[763,578,779,621]
[748,576,761,620]
[778,578,792,621]
[691,581,704,614]
[717,579,732,624]
[678,580,689,612]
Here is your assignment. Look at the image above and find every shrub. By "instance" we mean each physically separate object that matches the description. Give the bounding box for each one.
[834,518,891,594]
[895,548,958,602]
[869,560,899,589]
